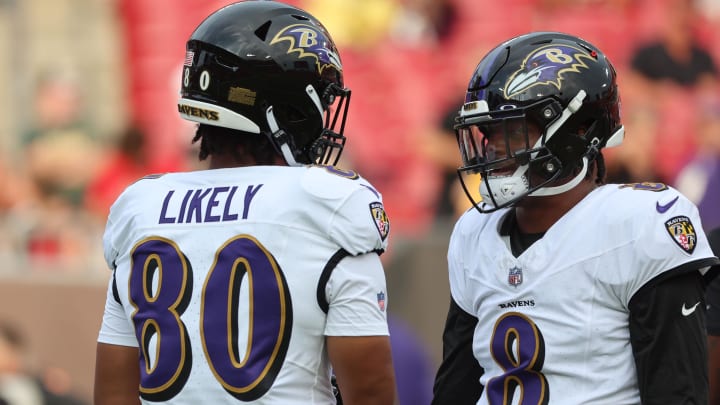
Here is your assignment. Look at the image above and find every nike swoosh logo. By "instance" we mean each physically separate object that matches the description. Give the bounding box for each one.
[682,302,700,316]
[656,196,679,213]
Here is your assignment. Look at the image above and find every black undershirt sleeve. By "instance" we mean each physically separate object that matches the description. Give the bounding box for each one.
[705,227,720,335]
[707,274,720,336]
[629,269,708,405]
[432,298,483,405]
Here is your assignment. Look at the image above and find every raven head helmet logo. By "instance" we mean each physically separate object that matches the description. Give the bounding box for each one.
[270,23,343,75]
[504,44,597,98]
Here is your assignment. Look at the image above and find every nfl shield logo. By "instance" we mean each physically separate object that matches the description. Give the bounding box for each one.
[377,291,386,312]
[369,202,390,241]
[508,266,523,287]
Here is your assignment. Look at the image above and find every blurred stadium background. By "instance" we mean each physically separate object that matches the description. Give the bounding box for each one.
[0,0,719,402]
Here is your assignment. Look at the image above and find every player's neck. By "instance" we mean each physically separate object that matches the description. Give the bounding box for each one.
[514,180,598,234]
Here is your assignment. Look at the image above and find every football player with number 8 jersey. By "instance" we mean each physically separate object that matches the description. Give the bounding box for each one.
[432,32,720,404]
[93,2,396,404]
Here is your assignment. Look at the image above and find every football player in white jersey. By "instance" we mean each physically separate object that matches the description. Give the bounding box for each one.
[432,32,720,404]
[93,1,396,404]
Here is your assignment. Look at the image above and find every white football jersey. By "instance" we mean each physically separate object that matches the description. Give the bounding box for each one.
[448,183,716,404]
[98,165,391,404]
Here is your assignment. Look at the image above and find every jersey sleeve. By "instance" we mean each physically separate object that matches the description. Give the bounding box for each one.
[629,271,708,403]
[301,166,389,256]
[97,273,137,347]
[707,276,720,335]
[626,190,718,301]
[102,216,118,271]
[446,213,474,314]
[102,179,147,271]
[329,186,389,255]
[432,298,483,405]
[705,228,720,335]
[434,213,484,403]
[323,252,389,336]
[102,189,126,271]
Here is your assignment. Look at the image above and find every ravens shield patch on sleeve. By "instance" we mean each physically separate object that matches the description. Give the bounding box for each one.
[665,216,697,254]
[369,202,390,241]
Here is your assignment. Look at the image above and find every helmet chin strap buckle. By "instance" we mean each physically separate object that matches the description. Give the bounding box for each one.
[584,137,601,160]
[530,157,589,197]
[544,158,560,174]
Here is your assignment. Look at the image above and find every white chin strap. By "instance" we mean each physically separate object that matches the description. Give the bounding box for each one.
[530,157,589,196]
[478,156,589,207]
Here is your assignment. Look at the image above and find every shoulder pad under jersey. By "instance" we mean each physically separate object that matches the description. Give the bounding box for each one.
[301,165,390,255]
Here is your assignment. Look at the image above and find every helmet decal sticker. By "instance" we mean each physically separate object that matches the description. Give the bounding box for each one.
[270,24,342,74]
[665,216,697,254]
[183,68,191,88]
[199,71,211,91]
[183,50,194,67]
[504,44,597,98]
[228,87,257,106]
[177,103,220,121]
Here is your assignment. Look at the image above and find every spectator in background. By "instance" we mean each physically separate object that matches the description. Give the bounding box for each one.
[19,72,104,271]
[629,0,718,88]
[22,72,102,209]
[416,105,479,224]
[388,0,458,47]
[388,315,435,405]
[0,321,43,405]
[0,156,35,215]
[301,0,462,238]
[626,0,719,183]
[84,125,151,219]
[674,94,720,231]
[420,107,462,221]
[602,77,662,184]
[0,321,88,405]
[0,154,37,269]
[298,0,398,51]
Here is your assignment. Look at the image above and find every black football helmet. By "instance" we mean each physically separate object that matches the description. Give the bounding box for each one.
[178,0,350,166]
[455,32,624,212]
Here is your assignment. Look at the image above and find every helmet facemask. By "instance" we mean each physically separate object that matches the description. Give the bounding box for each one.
[456,90,597,212]
[317,83,351,165]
